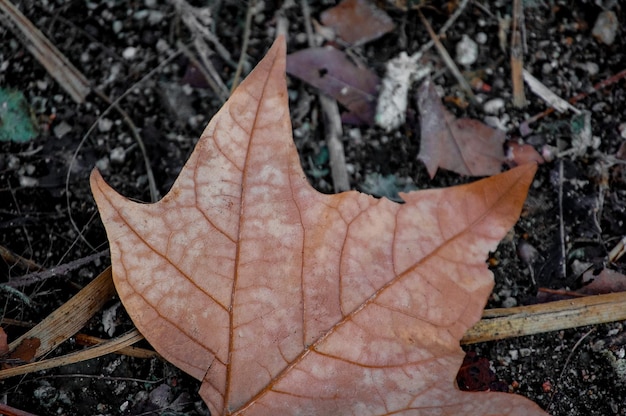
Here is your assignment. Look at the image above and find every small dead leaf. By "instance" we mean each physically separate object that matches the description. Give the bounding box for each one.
[287,46,379,125]
[8,337,40,365]
[320,0,395,45]
[92,37,547,415]
[506,140,545,167]
[457,351,508,392]
[417,79,506,178]
[579,269,626,295]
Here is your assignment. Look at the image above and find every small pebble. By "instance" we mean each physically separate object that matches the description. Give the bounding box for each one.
[122,46,138,60]
[110,146,126,164]
[19,176,38,187]
[502,296,518,308]
[96,157,110,172]
[112,20,123,34]
[98,118,114,132]
[592,10,618,45]
[581,62,599,76]
[455,34,478,66]
[53,121,72,138]
[476,32,487,44]
[483,98,505,114]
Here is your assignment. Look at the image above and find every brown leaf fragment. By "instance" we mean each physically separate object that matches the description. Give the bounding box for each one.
[320,0,395,45]
[506,140,545,167]
[579,269,626,295]
[91,36,547,416]
[8,337,40,366]
[287,46,379,125]
[417,79,506,178]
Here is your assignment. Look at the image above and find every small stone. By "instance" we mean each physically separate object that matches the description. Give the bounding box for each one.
[98,118,114,132]
[502,296,517,308]
[476,32,488,44]
[581,62,599,76]
[112,20,123,33]
[455,34,478,66]
[592,10,618,45]
[33,385,58,407]
[122,46,138,60]
[146,10,165,25]
[19,176,38,187]
[53,121,72,138]
[483,98,505,114]
[96,157,110,172]
[110,146,126,164]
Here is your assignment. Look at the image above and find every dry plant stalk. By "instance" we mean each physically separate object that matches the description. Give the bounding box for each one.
[0,0,90,103]
[463,291,626,344]
[510,0,527,108]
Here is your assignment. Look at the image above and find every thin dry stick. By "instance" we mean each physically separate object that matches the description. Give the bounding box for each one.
[4,250,109,288]
[511,0,527,108]
[462,291,626,344]
[299,0,350,192]
[8,267,116,360]
[65,47,183,246]
[74,333,158,359]
[230,0,255,93]
[0,403,38,416]
[170,0,236,68]
[609,236,626,263]
[319,95,350,192]
[558,159,567,278]
[0,329,143,380]
[417,9,476,102]
[179,40,229,102]
[547,328,595,411]
[92,89,160,202]
[418,0,471,54]
[523,67,626,127]
[0,0,90,103]
[0,245,42,272]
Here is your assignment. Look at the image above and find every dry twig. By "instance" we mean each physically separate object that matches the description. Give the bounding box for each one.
[417,9,475,102]
[0,0,90,103]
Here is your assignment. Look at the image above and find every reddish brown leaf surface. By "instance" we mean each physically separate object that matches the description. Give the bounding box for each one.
[286,46,379,125]
[91,37,547,415]
[417,79,506,178]
[320,0,395,45]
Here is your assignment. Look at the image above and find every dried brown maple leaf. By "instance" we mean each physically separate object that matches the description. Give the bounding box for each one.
[91,37,547,415]
[417,79,506,178]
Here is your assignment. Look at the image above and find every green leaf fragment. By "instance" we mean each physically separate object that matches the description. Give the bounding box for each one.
[0,87,38,143]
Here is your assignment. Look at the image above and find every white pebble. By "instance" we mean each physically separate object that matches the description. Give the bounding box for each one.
[455,34,478,66]
[110,147,126,164]
[112,20,123,34]
[98,118,114,132]
[122,47,138,60]
[19,176,38,187]
[592,10,618,45]
[483,98,505,114]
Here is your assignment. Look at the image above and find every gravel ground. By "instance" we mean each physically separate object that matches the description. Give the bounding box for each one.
[1,1,625,415]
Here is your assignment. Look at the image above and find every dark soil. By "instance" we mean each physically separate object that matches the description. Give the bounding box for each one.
[1,0,625,415]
